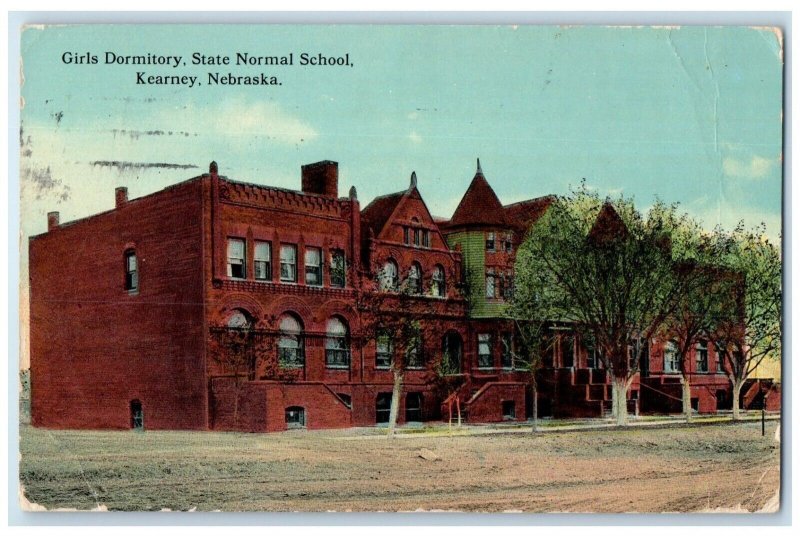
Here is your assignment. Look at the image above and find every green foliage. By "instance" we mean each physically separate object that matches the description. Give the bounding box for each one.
[513,185,692,379]
[714,223,782,380]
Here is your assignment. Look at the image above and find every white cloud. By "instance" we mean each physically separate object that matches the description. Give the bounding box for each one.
[722,155,777,180]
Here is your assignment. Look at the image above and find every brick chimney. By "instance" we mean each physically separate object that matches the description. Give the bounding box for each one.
[115,187,128,208]
[47,211,59,231]
[301,160,338,198]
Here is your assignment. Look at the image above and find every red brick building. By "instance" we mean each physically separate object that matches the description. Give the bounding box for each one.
[28,160,778,432]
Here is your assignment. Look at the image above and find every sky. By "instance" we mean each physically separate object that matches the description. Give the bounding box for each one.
[17,25,784,365]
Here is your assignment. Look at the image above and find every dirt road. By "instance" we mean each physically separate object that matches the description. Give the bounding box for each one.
[19,420,780,512]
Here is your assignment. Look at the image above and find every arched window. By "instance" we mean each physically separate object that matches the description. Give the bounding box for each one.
[408,262,422,294]
[325,317,350,368]
[432,265,446,297]
[226,310,251,329]
[278,314,304,368]
[380,259,399,291]
[124,249,138,292]
[664,341,679,373]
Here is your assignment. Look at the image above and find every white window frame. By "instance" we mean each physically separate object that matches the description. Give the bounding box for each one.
[280,244,297,283]
[254,241,271,281]
[227,238,246,279]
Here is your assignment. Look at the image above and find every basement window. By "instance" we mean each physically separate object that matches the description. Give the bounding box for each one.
[285,406,306,429]
[337,393,352,409]
[502,400,516,420]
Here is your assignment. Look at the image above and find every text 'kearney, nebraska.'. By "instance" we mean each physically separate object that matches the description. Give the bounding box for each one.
[136,72,282,87]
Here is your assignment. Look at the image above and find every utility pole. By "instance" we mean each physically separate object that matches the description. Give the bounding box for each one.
[760,381,766,437]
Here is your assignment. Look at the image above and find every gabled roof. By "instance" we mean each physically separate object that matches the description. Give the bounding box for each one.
[447,160,508,228]
[503,195,555,234]
[588,202,629,244]
[361,190,406,237]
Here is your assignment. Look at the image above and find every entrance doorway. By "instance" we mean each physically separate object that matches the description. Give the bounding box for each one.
[130,400,144,430]
[441,332,463,375]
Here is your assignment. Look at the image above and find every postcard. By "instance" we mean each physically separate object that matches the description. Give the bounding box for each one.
[18,23,783,514]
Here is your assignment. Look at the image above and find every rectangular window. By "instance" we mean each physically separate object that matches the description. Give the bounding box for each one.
[330,249,346,288]
[376,332,393,369]
[561,335,574,368]
[280,244,297,283]
[478,333,493,369]
[125,251,138,291]
[403,227,410,245]
[501,333,514,369]
[406,332,424,369]
[304,247,322,286]
[486,271,496,298]
[664,342,679,373]
[254,241,271,281]
[422,230,430,248]
[486,232,496,252]
[227,238,246,279]
[504,234,513,253]
[501,272,514,300]
[586,344,599,369]
[413,228,420,246]
[696,342,708,372]
[715,343,725,372]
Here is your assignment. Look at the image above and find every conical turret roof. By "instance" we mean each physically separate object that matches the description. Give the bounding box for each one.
[448,159,508,228]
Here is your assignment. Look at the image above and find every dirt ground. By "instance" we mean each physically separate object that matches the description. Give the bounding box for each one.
[19,420,780,513]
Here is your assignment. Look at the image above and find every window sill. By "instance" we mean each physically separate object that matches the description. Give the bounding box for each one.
[325,365,350,370]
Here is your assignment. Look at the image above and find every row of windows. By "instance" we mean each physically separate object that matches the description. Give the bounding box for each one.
[379,260,446,297]
[485,269,513,300]
[402,219,431,248]
[230,312,427,370]
[227,239,346,288]
[663,341,727,374]
[486,232,513,253]
[477,333,516,369]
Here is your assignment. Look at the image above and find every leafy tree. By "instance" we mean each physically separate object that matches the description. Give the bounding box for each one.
[515,187,687,425]
[713,224,782,420]
[659,221,740,421]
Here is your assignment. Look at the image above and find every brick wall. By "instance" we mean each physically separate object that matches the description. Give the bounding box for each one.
[29,179,208,430]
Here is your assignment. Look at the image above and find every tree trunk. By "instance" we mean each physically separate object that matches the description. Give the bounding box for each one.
[387,369,404,437]
[530,375,538,434]
[681,374,692,422]
[611,376,629,426]
[732,378,744,421]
